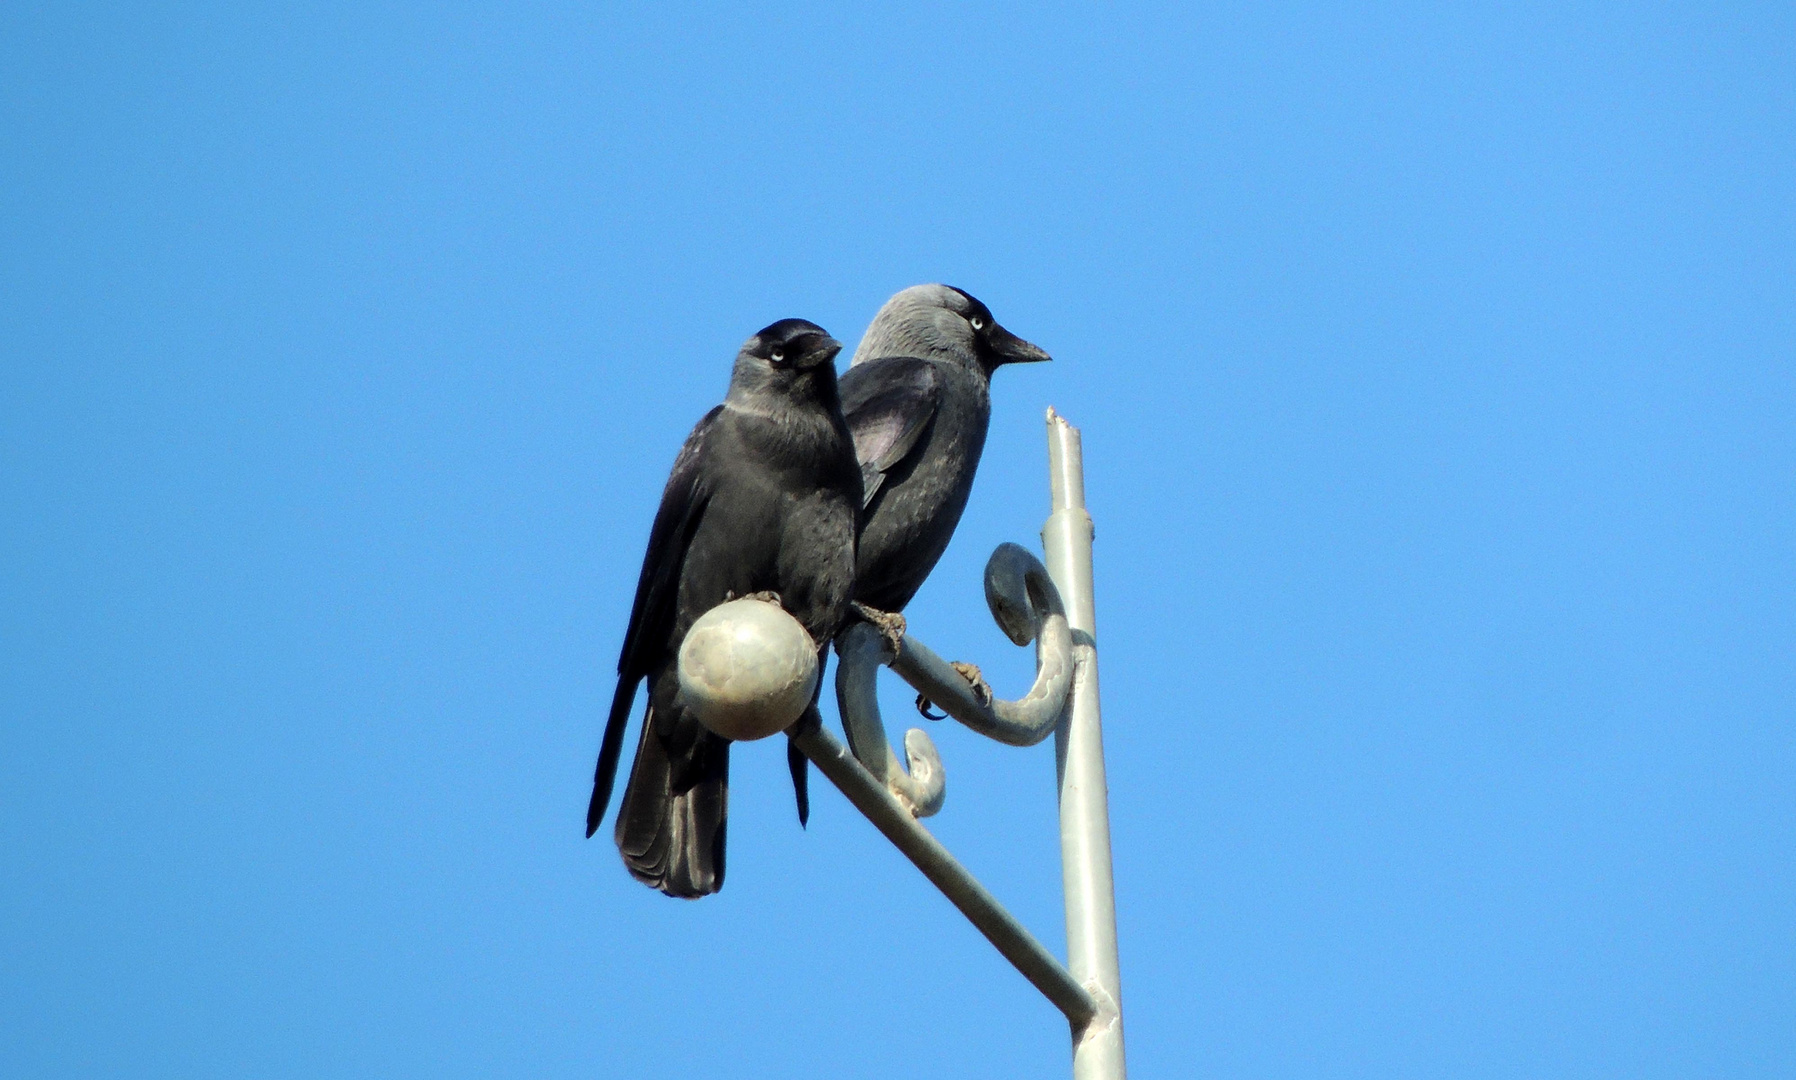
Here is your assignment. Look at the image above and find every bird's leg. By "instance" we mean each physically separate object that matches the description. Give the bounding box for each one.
[850,601,907,656]
[786,692,823,828]
[787,737,810,828]
[733,590,783,608]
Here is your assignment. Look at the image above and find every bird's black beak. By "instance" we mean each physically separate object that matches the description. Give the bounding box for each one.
[794,334,844,370]
[987,322,1051,366]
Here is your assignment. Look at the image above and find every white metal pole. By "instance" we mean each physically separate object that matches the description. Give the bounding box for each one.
[1042,409,1127,1079]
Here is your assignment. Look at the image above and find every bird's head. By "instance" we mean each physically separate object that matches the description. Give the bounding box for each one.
[729,318,845,403]
[852,284,1051,374]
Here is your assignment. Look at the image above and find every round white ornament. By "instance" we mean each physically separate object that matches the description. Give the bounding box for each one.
[676,599,818,741]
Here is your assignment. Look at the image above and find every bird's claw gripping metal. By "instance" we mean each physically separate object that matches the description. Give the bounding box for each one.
[914,662,990,719]
[850,601,907,656]
[951,661,993,708]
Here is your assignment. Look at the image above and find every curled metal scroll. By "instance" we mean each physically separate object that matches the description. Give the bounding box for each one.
[898,542,1073,747]
[832,542,1077,817]
[835,623,946,817]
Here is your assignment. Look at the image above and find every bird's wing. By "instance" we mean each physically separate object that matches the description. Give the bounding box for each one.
[840,357,941,508]
[587,406,721,836]
[616,406,720,676]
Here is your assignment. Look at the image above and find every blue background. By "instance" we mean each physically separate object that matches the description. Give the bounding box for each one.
[3,3,1791,1077]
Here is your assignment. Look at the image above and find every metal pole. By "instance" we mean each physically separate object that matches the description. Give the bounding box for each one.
[1042,408,1127,1079]
[792,717,1100,1029]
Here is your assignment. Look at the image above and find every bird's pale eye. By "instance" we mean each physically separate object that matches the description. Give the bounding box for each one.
[970,316,985,330]
[770,350,786,364]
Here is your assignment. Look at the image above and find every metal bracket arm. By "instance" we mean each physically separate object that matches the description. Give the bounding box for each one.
[790,719,1100,1032]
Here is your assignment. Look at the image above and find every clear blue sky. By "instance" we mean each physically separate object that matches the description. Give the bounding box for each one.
[3,3,1791,1077]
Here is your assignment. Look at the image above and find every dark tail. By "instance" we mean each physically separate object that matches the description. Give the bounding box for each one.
[586,676,641,837]
[614,706,730,898]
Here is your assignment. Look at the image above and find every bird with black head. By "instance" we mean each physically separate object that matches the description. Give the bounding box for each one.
[587,318,861,898]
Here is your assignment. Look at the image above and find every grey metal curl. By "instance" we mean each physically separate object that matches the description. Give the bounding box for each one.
[833,622,946,817]
[890,543,1074,747]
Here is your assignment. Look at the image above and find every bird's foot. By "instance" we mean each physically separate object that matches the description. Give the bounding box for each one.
[951,661,994,709]
[915,662,992,720]
[729,590,784,608]
[850,601,907,656]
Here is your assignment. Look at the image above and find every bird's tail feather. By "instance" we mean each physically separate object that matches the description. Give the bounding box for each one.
[615,707,729,898]
[586,676,640,837]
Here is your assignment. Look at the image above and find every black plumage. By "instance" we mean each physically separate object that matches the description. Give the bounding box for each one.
[842,285,1050,612]
[586,319,861,898]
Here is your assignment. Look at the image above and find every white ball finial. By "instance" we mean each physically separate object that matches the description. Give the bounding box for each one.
[677,599,819,741]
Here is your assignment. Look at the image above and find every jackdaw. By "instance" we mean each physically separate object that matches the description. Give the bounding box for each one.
[841,285,1050,615]
[586,318,861,898]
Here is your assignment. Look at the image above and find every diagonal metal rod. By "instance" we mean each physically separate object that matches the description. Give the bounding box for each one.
[791,719,1099,1031]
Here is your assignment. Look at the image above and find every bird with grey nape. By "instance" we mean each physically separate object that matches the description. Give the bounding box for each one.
[586,319,861,898]
[841,285,1050,620]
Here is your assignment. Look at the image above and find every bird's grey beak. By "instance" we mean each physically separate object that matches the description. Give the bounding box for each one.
[796,335,844,370]
[988,322,1051,365]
